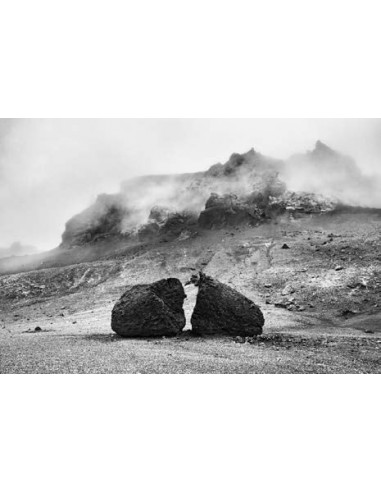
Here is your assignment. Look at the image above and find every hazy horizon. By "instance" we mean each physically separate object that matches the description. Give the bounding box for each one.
[1,118,381,251]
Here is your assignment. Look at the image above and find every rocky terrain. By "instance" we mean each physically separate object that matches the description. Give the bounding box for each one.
[1,141,381,373]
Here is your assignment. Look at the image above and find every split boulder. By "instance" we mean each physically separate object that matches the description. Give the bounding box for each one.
[191,273,264,336]
[111,278,186,337]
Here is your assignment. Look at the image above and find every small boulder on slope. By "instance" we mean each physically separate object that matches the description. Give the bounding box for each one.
[111,278,186,337]
[190,273,264,336]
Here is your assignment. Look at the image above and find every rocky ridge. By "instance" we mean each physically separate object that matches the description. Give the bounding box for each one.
[56,141,380,248]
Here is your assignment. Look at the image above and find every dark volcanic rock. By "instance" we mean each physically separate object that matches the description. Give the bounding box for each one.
[198,171,287,230]
[205,148,283,178]
[137,222,160,241]
[198,193,262,229]
[159,211,198,238]
[191,273,264,336]
[61,193,127,247]
[140,208,198,240]
[111,278,186,337]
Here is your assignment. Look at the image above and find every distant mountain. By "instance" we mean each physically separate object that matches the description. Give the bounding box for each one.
[60,142,381,248]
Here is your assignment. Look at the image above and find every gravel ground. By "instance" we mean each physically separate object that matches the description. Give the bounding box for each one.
[1,309,380,373]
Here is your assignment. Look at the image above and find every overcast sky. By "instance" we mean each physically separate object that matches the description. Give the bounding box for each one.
[0,118,380,251]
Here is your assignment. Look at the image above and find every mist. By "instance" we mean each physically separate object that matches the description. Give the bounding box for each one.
[0,119,381,252]
[282,140,381,208]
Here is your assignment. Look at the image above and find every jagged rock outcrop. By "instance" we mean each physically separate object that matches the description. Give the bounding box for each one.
[61,194,127,247]
[158,211,198,238]
[205,148,283,178]
[60,141,374,248]
[138,208,198,240]
[111,278,186,337]
[198,171,288,229]
[198,151,288,229]
[191,273,264,336]
[269,191,337,214]
[198,193,263,229]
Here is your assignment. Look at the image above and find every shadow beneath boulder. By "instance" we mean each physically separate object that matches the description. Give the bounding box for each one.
[81,332,190,343]
[81,333,124,343]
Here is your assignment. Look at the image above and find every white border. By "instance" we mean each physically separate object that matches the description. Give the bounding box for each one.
[0,0,381,117]
[1,1,380,491]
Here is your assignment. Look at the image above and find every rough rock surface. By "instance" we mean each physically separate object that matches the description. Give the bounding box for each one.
[198,193,262,229]
[159,211,198,238]
[191,273,264,336]
[111,278,186,337]
[61,194,127,247]
[198,171,287,229]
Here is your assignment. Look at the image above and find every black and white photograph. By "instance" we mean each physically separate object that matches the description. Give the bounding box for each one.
[1,1,380,492]
[1,118,380,374]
